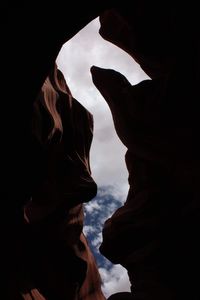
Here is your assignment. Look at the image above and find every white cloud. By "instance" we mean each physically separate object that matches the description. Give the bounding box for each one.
[84,199,101,214]
[91,231,102,248]
[99,265,131,298]
[56,17,148,199]
[83,225,96,236]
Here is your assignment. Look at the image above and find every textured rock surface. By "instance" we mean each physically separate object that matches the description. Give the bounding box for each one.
[2,2,200,299]
[2,3,110,299]
[6,65,105,300]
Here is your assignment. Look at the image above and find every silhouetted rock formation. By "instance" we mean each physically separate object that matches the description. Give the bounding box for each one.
[2,3,111,299]
[91,62,200,299]
[2,2,200,299]
[90,4,200,299]
[98,2,199,80]
[2,2,111,213]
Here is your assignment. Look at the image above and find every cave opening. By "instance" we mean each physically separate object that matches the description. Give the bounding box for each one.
[56,16,148,297]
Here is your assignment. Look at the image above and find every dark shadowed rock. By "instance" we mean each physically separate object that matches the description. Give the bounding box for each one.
[2,1,200,299]
[91,65,200,299]
[99,2,199,80]
[2,3,113,299]
[6,65,105,300]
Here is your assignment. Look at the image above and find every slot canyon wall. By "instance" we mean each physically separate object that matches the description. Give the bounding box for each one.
[2,1,199,299]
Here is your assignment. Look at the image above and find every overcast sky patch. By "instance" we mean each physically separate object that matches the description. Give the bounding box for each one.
[57,16,148,298]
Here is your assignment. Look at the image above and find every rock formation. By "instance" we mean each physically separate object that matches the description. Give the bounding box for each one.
[2,1,200,299]
[6,64,106,300]
[2,3,110,299]
[91,4,200,299]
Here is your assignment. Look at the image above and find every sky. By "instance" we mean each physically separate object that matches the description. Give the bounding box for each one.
[56,17,148,298]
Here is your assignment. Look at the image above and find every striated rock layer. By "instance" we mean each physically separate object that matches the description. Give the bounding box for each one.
[2,3,111,299]
[7,65,105,300]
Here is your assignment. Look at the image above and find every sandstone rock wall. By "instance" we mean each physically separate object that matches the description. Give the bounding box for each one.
[91,4,200,299]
